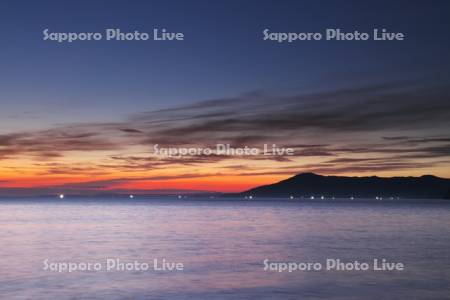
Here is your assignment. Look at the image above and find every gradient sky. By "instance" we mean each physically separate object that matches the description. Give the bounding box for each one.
[0,0,449,194]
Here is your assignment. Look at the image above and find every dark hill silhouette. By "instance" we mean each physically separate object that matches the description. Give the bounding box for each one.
[233,173,450,199]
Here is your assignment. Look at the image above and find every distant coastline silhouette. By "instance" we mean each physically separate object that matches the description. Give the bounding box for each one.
[231,173,450,199]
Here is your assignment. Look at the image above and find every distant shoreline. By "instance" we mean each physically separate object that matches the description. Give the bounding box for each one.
[0,196,449,203]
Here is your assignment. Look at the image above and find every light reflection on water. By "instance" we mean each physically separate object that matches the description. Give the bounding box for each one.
[0,198,449,299]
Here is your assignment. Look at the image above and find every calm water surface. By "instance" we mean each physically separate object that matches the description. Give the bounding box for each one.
[0,198,449,299]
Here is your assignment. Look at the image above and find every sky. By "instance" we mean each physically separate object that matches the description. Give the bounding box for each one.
[0,0,449,194]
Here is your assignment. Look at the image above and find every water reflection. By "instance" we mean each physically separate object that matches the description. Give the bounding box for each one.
[0,199,449,299]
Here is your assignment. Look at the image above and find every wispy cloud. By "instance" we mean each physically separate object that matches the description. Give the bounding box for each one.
[1,78,449,191]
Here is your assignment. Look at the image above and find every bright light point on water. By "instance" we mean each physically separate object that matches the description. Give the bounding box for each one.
[129,195,134,199]
[321,196,324,200]
[290,195,294,199]
[249,195,253,199]
[350,196,354,200]
[59,194,64,199]
[310,196,314,200]
[178,195,182,199]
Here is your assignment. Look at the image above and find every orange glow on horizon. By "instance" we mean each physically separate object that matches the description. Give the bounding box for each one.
[1,151,449,193]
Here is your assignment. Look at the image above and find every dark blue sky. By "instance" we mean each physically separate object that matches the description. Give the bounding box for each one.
[1,0,449,130]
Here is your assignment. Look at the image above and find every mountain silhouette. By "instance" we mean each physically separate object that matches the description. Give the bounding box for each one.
[234,173,450,199]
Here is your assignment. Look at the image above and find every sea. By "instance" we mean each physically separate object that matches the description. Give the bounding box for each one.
[0,198,449,299]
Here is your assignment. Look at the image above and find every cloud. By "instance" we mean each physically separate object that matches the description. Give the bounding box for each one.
[128,80,449,142]
[119,128,143,134]
[1,78,449,176]
[0,127,119,160]
[53,173,221,190]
